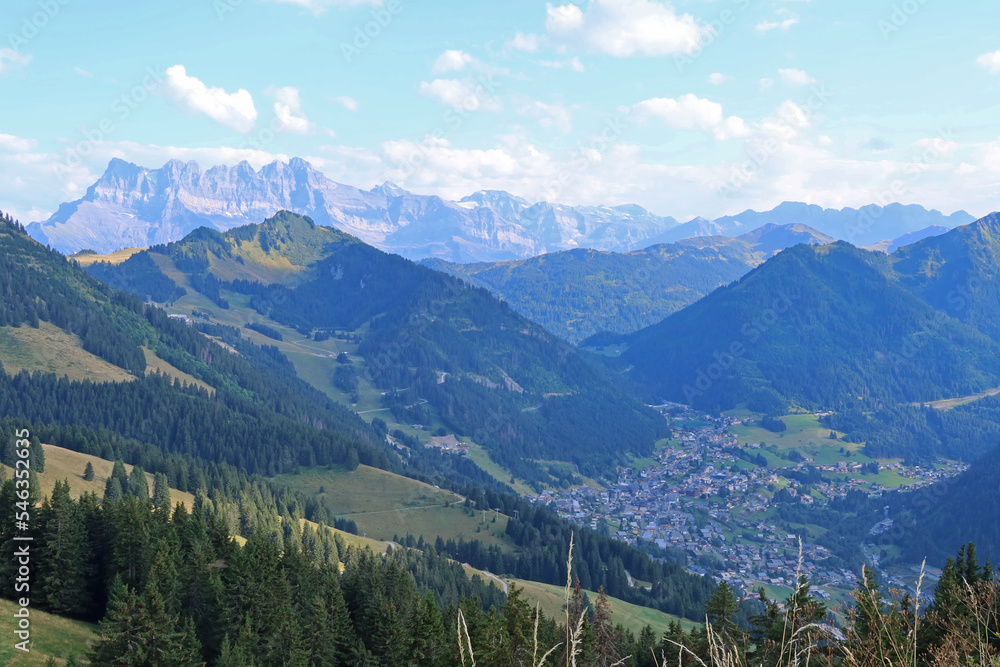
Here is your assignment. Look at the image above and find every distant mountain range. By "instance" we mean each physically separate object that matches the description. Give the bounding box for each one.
[27,158,973,262]
[27,158,678,262]
[425,223,834,343]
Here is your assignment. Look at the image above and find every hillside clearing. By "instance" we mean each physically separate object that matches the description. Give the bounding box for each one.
[0,322,134,383]
[509,578,700,637]
[0,598,96,665]
[1,444,197,508]
[142,346,214,394]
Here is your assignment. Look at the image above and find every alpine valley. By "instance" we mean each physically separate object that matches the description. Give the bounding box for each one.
[4,161,1000,666]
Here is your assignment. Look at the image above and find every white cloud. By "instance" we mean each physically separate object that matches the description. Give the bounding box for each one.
[976,50,1000,74]
[759,77,775,90]
[632,94,750,140]
[336,96,360,111]
[708,73,731,85]
[0,134,38,153]
[419,79,501,112]
[0,49,32,75]
[163,65,257,133]
[539,57,586,72]
[778,68,816,86]
[516,101,574,133]
[73,67,95,79]
[775,100,812,129]
[507,32,540,53]
[756,18,799,33]
[267,86,311,134]
[544,0,706,57]
[432,50,476,74]
[914,136,959,154]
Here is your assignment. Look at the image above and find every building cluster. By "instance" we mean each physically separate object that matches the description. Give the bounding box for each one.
[531,410,966,598]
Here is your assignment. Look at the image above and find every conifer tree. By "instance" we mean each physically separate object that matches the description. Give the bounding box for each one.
[564,578,596,666]
[323,571,358,666]
[705,580,739,642]
[36,480,92,617]
[30,436,45,472]
[83,461,96,481]
[137,579,204,666]
[635,625,659,667]
[88,576,145,665]
[491,585,535,665]
[361,590,408,665]
[153,472,172,510]
[178,509,226,660]
[217,634,256,667]
[104,476,124,503]
[592,586,620,667]
[108,495,152,587]
[111,459,129,489]
[407,592,447,666]
[223,531,306,666]
[128,465,150,500]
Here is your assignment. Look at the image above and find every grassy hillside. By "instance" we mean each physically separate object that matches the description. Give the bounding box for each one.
[0,598,96,665]
[0,322,134,383]
[277,464,460,514]
[276,465,517,551]
[69,247,142,266]
[1,444,197,507]
[141,346,214,394]
[509,578,700,637]
[102,250,546,496]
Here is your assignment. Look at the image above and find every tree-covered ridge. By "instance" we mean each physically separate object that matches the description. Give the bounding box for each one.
[0,212,148,374]
[85,250,187,304]
[150,210,358,282]
[424,240,758,344]
[616,240,1000,413]
[891,211,1000,340]
[0,478,510,666]
[424,222,834,344]
[0,212,402,477]
[875,404,1000,563]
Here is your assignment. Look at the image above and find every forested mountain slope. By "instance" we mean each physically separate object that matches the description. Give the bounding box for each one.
[612,240,1000,413]
[425,223,831,343]
[90,212,667,483]
[891,212,1000,340]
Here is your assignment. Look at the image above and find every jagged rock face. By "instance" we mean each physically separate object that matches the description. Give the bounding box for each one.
[27,159,678,261]
[27,157,974,260]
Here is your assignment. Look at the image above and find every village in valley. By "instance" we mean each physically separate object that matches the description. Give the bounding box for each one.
[530,407,968,602]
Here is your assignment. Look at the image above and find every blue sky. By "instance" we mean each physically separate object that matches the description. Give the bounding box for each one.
[2,0,1000,223]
